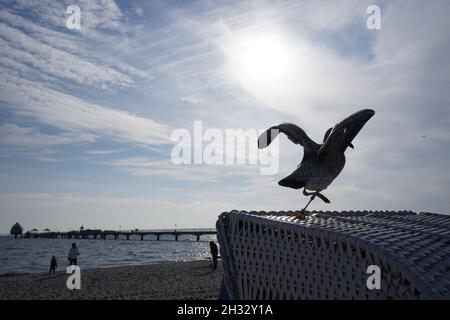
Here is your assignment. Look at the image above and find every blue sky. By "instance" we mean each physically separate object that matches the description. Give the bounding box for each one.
[1,0,450,233]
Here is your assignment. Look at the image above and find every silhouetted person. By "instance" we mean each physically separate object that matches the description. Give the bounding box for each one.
[68,243,79,265]
[210,241,218,270]
[49,255,57,274]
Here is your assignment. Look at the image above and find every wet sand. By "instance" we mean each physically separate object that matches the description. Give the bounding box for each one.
[0,260,222,300]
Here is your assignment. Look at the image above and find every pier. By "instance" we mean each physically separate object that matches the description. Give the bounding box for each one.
[30,228,217,241]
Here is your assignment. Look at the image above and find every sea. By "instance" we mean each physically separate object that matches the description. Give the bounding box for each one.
[0,235,217,274]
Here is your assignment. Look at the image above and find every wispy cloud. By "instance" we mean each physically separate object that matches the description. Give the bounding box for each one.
[0,1,171,152]
[84,148,127,156]
[0,75,171,146]
[106,156,259,182]
[0,123,96,147]
[180,95,203,104]
[3,0,124,32]
[0,23,133,89]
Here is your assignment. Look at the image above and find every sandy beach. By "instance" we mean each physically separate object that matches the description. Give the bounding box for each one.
[0,260,222,300]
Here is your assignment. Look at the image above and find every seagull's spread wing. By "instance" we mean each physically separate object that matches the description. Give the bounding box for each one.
[318,109,375,159]
[258,123,320,153]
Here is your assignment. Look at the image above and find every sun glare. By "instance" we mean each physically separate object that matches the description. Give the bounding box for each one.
[228,33,293,84]
[223,29,299,102]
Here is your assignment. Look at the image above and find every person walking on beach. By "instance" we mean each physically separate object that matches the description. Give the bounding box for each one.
[68,243,80,265]
[209,241,218,270]
[49,255,57,274]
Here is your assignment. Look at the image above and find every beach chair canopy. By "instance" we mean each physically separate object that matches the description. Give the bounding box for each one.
[217,210,450,300]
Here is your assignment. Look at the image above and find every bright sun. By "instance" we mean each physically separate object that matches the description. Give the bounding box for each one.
[240,36,291,79]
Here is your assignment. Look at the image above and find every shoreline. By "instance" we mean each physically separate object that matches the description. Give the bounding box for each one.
[0,258,209,277]
[0,260,222,300]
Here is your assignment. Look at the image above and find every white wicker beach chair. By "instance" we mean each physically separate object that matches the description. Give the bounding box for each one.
[216,210,450,300]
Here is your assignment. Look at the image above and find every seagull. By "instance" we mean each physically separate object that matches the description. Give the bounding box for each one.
[258,109,375,219]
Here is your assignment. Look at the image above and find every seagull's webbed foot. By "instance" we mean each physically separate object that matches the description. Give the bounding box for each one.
[316,192,330,203]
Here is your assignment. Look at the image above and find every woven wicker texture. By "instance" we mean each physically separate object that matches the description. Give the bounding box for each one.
[216,210,450,300]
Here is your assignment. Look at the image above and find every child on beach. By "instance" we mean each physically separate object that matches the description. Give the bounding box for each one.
[49,255,57,274]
